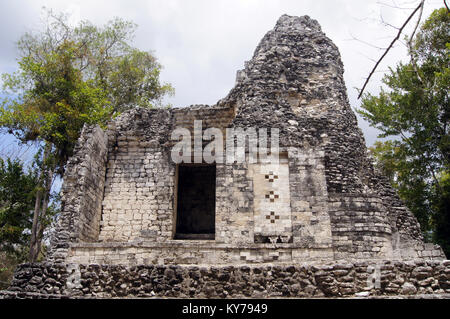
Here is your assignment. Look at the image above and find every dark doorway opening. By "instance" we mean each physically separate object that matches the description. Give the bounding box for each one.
[175,164,216,240]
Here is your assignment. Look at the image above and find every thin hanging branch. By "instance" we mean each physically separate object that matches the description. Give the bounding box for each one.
[357,0,425,99]
[407,0,425,85]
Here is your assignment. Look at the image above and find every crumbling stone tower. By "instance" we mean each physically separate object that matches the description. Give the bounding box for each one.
[2,15,448,299]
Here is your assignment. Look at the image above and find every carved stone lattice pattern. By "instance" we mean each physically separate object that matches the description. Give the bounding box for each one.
[265,171,279,183]
[266,211,280,224]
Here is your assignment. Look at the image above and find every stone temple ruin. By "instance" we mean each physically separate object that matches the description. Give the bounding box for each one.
[2,15,449,298]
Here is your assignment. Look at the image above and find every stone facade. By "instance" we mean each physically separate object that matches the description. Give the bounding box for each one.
[2,260,450,298]
[2,14,448,299]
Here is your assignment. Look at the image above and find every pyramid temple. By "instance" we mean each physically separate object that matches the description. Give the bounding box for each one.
[1,15,448,299]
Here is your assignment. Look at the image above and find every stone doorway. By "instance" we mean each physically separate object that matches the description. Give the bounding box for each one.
[174,164,216,239]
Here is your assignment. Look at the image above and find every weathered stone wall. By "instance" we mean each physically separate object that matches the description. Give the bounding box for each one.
[215,161,255,244]
[96,105,237,243]
[250,155,293,243]
[287,147,332,250]
[328,195,393,259]
[2,260,449,298]
[51,14,445,265]
[99,143,174,242]
[67,242,334,265]
[172,104,236,148]
[215,14,436,260]
[47,125,108,263]
[98,108,174,243]
[66,241,444,267]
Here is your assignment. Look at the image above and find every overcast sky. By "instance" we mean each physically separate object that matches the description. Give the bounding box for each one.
[0,0,445,158]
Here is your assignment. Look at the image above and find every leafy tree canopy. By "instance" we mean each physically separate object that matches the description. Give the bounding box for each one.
[0,8,174,174]
[0,158,37,254]
[360,8,449,255]
[0,8,174,262]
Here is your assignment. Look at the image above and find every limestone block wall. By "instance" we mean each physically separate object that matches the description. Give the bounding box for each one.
[47,125,108,263]
[96,105,238,244]
[58,110,443,264]
[328,195,394,260]
[48,13,446,265]
[287,147,332,250]
[171,104,236,147]
[214,150,334,249]
[250,157,293,243]
[50,104,446,265]
[215,161,255,244]
[66,242,332,265]
[99,143,174,242]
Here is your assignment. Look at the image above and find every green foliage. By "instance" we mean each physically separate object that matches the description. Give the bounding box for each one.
[369,141,434,238]
[0,158,37,255]
[1,40,113,172]
[368,140,405,186]
[0,9,174,174]
[107,49,174,112]
[359,8,449,251]
[432,172,450,257]
[0,9,173,262]
[0,251,21,289]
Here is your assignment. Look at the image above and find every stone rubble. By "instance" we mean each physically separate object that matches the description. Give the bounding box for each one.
[1,260,449,298]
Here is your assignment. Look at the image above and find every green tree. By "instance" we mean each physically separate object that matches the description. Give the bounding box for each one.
[0,157,57,288]
[369,141,434,239]
[359,8,449,255]
[432,172,450,257]
[0,9,174,262]
[0,158,38,255]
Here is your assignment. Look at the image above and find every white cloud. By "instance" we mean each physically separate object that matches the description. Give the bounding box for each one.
[64,3,82,27]
[0,0,444,146]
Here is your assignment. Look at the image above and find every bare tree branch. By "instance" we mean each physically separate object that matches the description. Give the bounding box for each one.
[358,0,425,99]
[376,0,416,10]
[358,52,379,63]
[407,0,425,85]
[346,32,388,50]
[380,13,401,30]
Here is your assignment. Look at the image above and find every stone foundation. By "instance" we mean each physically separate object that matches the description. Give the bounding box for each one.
[66,242,335,265]
[1,260,449,299]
